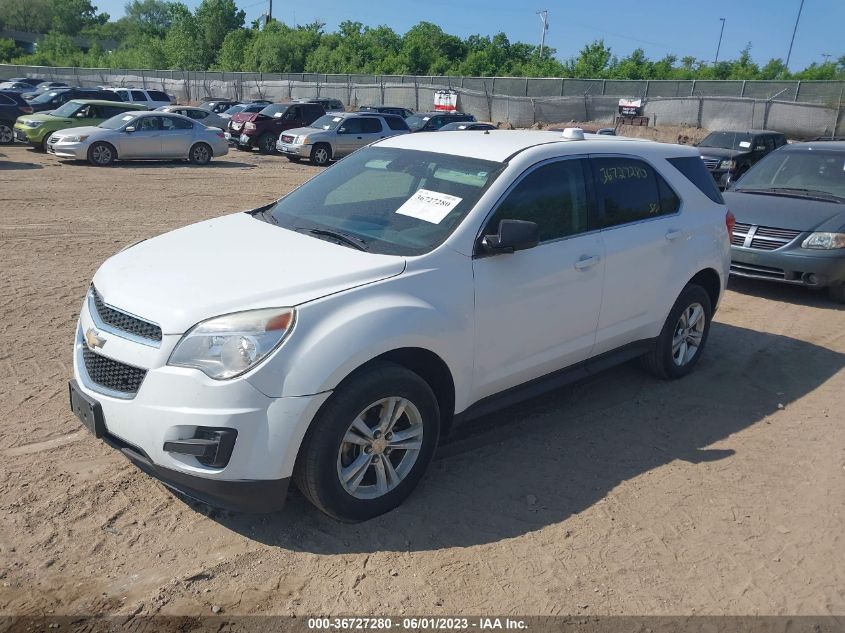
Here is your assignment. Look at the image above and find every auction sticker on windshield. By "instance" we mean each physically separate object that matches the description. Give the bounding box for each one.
[395,189,462,224]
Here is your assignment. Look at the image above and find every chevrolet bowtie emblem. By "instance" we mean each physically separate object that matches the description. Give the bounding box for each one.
[85,327,106,350]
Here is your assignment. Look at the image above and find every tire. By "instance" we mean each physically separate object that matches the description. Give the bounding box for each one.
[0,121,13,145]
[257,133,276,154]
[294,362,440,522]
[641,284,712,380]
[87,142,116,167]
[310,143,332,166]
[189,142,212,165]
[40,135,50,152]
[286,156,301,163]
[829,283,845,304]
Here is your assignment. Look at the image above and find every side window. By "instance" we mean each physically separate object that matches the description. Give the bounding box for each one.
[115,90,129,101]
[667,156,723,204]
[385,116,409,131]
[763,136,775,152]
[343,118,363,134]
[592,157,677,228]
[360,117,382,133]
[148,90,169,102]
[484,159,591,243]
[163,116,193,130]
[130,90,147,102]
[187,109,207,119]
[137,116,162,131]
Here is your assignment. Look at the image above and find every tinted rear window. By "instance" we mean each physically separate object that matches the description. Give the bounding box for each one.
[384,116,409,131]
[148,90,169,101]
[667,156,724,204]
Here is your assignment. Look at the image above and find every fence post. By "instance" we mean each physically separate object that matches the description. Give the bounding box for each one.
[697,97,703,128]
[602,79,606,95]
[740,80,746,98]
[794,80,801,102]
[691,80,696,97]
[491,77,496,97]
[525,77,529,97]
[644,80,649,98]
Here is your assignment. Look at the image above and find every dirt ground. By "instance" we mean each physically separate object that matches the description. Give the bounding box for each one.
[0,143,843,619]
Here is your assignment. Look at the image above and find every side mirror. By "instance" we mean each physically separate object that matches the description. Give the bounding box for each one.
[337,126,347,134]
[481,219,539,254]
[124,126,135,133]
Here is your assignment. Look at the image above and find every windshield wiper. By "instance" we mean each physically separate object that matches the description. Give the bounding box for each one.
[736,187,844,203]
[304,228,369,251]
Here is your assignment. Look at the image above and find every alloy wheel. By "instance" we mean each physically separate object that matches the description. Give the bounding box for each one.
[91,144,112,165]
[672,302,705,366]
[313,147,329,165]
[336,397,424,500]
[192,144,210,164]
[0,124,12,144]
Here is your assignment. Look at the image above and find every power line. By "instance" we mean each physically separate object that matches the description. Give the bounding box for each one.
[785,0,805,70]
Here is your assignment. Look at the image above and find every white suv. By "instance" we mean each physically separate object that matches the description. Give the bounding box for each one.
[106,87,174,109]
[69,129,731,521]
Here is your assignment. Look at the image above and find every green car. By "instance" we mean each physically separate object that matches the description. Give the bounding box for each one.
[14,99,147,151]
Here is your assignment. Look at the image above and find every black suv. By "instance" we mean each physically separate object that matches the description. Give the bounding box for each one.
[27,88,123,113]
[359,105,414,118]
[297,98,344,112]
[697,130,787,188]
[405,111,477,132]
[0,91,34,144]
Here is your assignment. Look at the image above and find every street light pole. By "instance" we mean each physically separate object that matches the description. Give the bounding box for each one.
[714,17,726,63]
[537,9,549,58]
[785,0,805,70]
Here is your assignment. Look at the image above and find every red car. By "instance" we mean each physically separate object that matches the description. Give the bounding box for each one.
[227,102,325,153]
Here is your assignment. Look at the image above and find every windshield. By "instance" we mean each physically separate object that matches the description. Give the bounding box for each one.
[99,112,136,130]
[309,115,344,131]
[735,150,845,200]
[698,132,753,151]
[223,104,246,115]
[266,147,505,255]
[259,104,288,118]
[405,115,429,131]
[50,101,84,118]
[30,90,66,104]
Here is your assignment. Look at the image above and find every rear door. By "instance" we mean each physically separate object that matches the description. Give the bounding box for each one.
[130,90,150,107]
[160,116,194,157]
[472,157,605,401]
[589,155,684,355]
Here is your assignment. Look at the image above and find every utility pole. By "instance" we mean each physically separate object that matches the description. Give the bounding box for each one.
[821,53,832,63]
[785,0,805,70]
[267,0,273,23]
[537,9,549,58]
[714,17,726,63]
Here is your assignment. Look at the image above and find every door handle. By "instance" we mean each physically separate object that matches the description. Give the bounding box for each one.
[574,255,600,271]
[356,136,363,139]
[665,229,683,240]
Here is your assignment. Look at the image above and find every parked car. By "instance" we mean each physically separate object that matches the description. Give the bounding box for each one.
[14,99,147,151]
[359,105,414,118]
[106,87,175,109]
[2,77,42,87]
[697,129,787,188]
[201,99,242,114]
[725,140,845,302]
[220,103,265,131]
[405,111,477,132]
[0,91,34,145]
[277,112,410,165]
[156,105,228,130]
[438,121,497,131]
[0,81,35,93]
[46,110,228,166]
[297,97,345,112]
[21,81,70,100]
[229,102,325,153]
[68,128,730,521]
[28,88,124,113]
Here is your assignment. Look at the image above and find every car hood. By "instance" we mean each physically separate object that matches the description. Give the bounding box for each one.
[53,125,105,138]
[697,147,746,160]
[283,126,324,137]
[230,112,259,123]
[92,211,406,334]
[724,190,845,232]
[18,113,75,125]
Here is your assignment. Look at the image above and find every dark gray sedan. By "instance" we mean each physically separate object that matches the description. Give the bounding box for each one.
[725,141,845,302]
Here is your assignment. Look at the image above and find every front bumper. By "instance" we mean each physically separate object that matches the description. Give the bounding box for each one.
[12,125,41,145]
[71,294,331,512]
[730,246,845,287]
[46,138,88,159]
[276,141,312,157]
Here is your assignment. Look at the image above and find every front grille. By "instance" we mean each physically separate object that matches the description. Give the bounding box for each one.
[730,262,786,279]
[82,347,147,395]
[92,286,162,342]
[701,157,720,170]
[281,134,295,143]
[731,222,752,247]
[730,224,801,251]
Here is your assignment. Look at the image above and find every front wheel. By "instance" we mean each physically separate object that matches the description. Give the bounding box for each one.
[310,143,332,166]
[40,135,50,152]
[257,133,276,154]
[642,284,712,380]
[87,142,116,167]
[294,362,440,522]
[189,142,212,165]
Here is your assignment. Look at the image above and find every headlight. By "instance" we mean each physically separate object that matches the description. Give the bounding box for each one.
[719,159,736,170]
[801,232,845,250]
[61,135,89,142]
[296,135,310,144]
[244,122,256,131]
[168,308,295,379]
[24,120,42,128]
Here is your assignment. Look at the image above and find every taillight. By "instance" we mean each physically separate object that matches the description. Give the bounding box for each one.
[725,210,736,235]
[19,106,33,114]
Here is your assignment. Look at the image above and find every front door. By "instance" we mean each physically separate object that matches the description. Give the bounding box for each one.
[472,157,605,402]
[120,115,163,158]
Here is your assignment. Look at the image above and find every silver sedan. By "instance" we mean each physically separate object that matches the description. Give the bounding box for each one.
[46,111,229,166]
[156,105,229,131]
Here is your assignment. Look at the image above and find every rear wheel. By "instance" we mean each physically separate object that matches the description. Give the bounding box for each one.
[642,284,712,380]
[829,283,845,304]
[294,362,440,522]
[189,142,212,165]
[87,142,116,167]
[310,143,332,166]
[0,121,13,145]
[257,133,276,154]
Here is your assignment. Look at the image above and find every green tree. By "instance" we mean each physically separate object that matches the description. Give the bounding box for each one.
[0,37,22,62]
[194,0,245,67]
[568,40,613,78]
[50,0,108,36]
[215,27,252,71]
[124,0,179,37]
[162,8,203,69]
[0,0,54,32]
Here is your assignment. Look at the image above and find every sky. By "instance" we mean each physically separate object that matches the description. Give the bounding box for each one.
[93,0,844,71]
